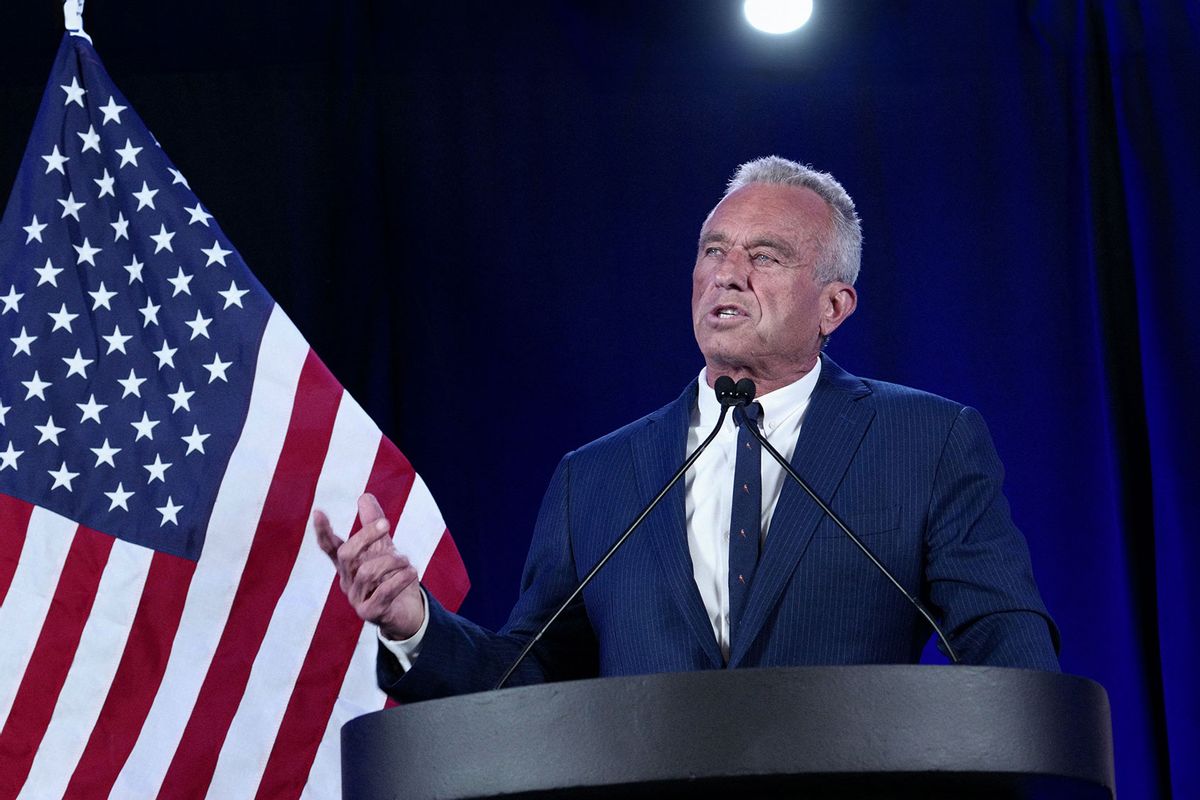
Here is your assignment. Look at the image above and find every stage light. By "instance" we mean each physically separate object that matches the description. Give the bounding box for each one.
[743,0,814,34]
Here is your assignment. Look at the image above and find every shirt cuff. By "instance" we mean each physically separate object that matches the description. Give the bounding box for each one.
[376,587,429,671]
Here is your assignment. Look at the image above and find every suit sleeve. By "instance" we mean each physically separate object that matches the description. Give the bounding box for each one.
[378,453,599,702]
[924,406,1061,670]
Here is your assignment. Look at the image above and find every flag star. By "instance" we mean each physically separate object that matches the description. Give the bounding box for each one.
[35,258,63,287]
[22,371,51,400]
[77,394,108,423]
[49,461,80,491]
[168,167,191,189]
[11,327,37,356]
[89,281,117,310]
[124,255,144,283]
[61,76,87,107]
[1,286,23,314]
[140,296,161,327]
[131,411,160,441]
[105,482,134,511]
[144,453,171,483]
[48,303,79,332]
[99,95,126,125]
[219,280,249,309]
[103,325,133,354]
[116,138,143,168]
[118,369,147,398]
[74,237,102,266]
[78,124,102,153]
[111,211,130,241]
[168,382,194,412]
[132,180,159,211]
[203,353,231,383]
[91,438,121,467]
[42,145,69,174]
[0,400,8,425]
[201,240,233,267]
[58,192,86,221]
[156,496,183,526]
[62,348,94,378]
[185,203,213,226]
[94,168,116,198]
[168,267,194,297]
[150,224,175,253]
[181,424,210,455]
[36,415,66,445]
[185,309,213,340]
[0,442,23,472]
[23,215,47,244]
[154,340,177,369]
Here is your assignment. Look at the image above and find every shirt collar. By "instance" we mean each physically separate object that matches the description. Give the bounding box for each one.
[695,357,823,432]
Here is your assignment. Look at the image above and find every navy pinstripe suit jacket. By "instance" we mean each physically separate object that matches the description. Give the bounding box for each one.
[382,356,1060,702]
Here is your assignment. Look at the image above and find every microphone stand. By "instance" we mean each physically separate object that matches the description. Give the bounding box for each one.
[740,404,960,663]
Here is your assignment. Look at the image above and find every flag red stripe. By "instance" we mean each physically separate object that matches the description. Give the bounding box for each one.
[62,551,196,799]
[0,526,113,796]
[0,494,34,606]
[156,351,343,798]
[422,529,470,613]
[253,439,416,799]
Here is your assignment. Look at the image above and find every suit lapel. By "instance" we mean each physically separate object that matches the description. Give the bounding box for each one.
[729,356,876,667]
[630,381,725,669]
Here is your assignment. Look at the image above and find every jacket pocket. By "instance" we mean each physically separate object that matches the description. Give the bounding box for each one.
[813,504,901,539]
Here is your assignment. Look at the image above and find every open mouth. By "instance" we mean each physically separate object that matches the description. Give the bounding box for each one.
[711,305,746,319]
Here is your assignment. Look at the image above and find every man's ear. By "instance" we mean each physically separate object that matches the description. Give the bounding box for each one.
[820,283,857,338]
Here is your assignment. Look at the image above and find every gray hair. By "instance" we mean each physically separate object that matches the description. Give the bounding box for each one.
[724,156,862,285]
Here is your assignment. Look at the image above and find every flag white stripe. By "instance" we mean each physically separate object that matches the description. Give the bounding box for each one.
[0,507,79,729]
[110,307,308,799]
[206,390,381,799]
[396,474,448,581]
[301,621,387,800]
[16,540,154,800]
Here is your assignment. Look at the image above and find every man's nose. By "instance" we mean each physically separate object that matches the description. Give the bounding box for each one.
[714,249,751,289]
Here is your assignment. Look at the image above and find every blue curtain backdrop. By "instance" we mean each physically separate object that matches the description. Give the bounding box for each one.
[0,2,1195,797]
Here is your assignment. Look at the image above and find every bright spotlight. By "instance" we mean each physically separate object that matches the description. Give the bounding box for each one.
[743,0,814,35]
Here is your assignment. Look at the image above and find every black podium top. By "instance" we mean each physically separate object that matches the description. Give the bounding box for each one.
[341,665,1113,800]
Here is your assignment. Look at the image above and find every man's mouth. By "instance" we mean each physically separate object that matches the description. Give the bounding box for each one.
[711,305,746,319]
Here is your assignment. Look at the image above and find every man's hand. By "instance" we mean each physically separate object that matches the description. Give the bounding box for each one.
[314,493,425,640]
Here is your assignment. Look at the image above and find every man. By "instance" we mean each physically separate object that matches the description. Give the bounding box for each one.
[315,156,1060,702]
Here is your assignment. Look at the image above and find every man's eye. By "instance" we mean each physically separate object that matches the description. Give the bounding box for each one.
[751,253,775,264]
[704,246,723,257]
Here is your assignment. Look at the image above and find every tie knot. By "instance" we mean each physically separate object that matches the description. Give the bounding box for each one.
[734,402,763,428]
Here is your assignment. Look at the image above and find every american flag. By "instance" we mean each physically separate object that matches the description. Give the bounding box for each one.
[0,32,469,798]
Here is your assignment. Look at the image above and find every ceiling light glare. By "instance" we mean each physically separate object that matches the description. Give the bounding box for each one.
[743,0,814,35]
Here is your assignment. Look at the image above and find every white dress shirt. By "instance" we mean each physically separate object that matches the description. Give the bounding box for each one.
[685,360,821,661]
[383,360,822,667]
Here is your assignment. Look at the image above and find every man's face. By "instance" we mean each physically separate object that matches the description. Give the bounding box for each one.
[691,182,855,387]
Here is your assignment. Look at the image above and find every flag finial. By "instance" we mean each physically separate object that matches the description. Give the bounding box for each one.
[63,0,91,43]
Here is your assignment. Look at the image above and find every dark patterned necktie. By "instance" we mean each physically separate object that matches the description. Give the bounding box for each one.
[728,401,763,642]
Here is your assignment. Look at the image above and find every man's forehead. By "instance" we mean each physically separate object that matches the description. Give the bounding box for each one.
[701,182,830,234]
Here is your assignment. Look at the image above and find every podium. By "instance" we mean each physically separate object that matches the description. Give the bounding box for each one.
[341,666,1113,799]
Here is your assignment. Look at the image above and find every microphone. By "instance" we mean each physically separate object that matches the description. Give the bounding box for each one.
[494,377,738,689]
[735,378,960,663]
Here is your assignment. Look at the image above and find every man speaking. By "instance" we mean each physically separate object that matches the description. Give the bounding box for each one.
[315,156,1060,701]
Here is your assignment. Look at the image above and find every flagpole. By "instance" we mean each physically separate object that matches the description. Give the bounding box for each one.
[63,0,92,43]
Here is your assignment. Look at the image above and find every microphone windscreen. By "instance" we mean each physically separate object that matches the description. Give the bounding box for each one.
[714,375,735,396]
[735,378,757,404]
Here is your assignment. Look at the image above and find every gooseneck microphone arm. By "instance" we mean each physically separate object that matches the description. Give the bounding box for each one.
[493,377,746,690]
[733,377,960,663]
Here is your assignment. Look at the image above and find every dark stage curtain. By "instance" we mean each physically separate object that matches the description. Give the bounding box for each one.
[0,2,1195,797]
